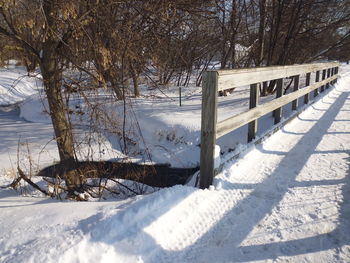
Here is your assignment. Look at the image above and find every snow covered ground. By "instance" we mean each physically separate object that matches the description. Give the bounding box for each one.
[0,64,42,105]
[0,64,322,171]
[0,65,349,262]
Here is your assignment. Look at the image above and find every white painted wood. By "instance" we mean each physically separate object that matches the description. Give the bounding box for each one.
[216,75,338,138]
[216,62,339,91]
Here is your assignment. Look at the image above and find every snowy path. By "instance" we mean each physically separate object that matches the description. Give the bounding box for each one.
[68,75,349,262]
[208,77,350,262]
[0,74,350,262]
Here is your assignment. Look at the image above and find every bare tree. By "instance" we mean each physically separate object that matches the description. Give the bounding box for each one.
[0,0,100,194]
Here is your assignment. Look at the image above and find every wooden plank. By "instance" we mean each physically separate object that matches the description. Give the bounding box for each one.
[248,83,259,142]
[200,71,218,189]
[335,67,339,83]
[326,69,331,89]
[330,68,334,84]
[314,71,320,97]
[321,69,326,92]
[179,87,182,106]
[216,75,337,138]
[331,67,336,84]
[292,75,299,110]
[304,72,311,104]
[274,79,283,124]
[262,81,268,96]
[216,62,339,91]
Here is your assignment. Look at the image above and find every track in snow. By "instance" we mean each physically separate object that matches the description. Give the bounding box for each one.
[48,73,350,263]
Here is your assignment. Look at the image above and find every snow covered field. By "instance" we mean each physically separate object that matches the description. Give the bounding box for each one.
[0,65,350,262]
[0,63,327,171]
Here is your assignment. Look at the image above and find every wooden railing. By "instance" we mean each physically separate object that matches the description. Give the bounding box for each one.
[199,62,339,189]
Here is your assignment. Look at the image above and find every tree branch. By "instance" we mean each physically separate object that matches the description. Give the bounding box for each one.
[0,26,40,60]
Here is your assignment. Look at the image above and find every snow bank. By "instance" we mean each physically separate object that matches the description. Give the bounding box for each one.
[17,63,350,169]
[60,69,350,262]
[20,93,51,123]
[0,67,42,105]
[18,83,249,168]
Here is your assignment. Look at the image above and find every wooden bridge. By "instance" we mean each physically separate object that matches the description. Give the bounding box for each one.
[200,62,339,189]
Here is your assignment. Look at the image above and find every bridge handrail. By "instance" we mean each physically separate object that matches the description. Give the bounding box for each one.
[200,62,339,189]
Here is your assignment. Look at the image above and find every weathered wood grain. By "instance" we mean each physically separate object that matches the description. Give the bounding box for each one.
[292,75,299,111]
[248,83,259,142]
[200,71,218,189]
[326,69,331,89]
[314,71,320,97]
[335,67,339,83]
[304,72,311,104]
[216,75,338,138]
[274,79,283,124]
[216,62,339,91]
[321,69,326,92]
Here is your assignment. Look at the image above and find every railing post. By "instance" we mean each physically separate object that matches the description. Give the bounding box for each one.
[326,68,331,89]
[331,67,337,85]
[330,68,333,85]
[321,69,326,92]
[335,67,339,83]
[314,71,320,97]
[304,72,311,104]
[248,83,259,142]
[200,71,218,189]
[262,81,268,96]
[274,78,283,124]
[179,87,182,106]
[292,75,299,111]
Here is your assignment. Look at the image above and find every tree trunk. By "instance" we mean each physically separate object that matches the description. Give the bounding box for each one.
[129,63,140,97]
[220,1,228,69]
[229,0,237,69]
[266,1,283,66]
[276,1,303,65]
[40,44,80,188]
[40,70,74,160]
[40,1,81,193]
[258,0,266,65]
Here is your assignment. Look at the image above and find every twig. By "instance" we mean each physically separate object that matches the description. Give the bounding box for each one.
[109,178,140,195]
[0,177,21,189]
[17,167,53,197]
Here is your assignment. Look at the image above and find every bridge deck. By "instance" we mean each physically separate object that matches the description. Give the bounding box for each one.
[208,74,350,262]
